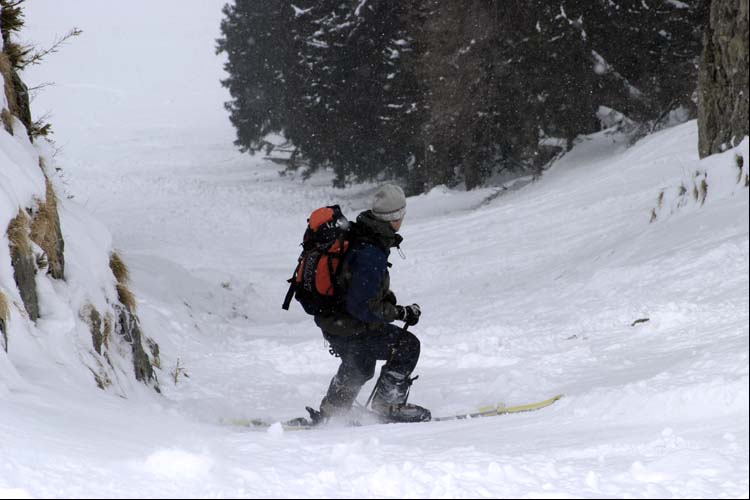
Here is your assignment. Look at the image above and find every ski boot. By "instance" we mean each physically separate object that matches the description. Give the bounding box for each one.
[371,369,431,423]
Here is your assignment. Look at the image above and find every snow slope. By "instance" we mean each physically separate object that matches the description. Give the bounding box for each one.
[2,1,748,498]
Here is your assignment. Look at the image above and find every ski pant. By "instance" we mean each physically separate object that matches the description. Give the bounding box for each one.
[319,323,420,413]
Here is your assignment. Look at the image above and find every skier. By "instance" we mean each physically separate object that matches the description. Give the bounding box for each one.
[314,184,431,423]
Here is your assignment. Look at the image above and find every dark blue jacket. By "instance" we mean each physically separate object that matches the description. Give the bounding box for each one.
[344,242,395,323]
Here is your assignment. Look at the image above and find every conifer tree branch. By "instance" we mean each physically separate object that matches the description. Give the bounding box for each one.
[18,27,82,69]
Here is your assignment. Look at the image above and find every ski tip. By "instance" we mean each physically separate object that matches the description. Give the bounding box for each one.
[502,394,564,413]
[478,394,563,414]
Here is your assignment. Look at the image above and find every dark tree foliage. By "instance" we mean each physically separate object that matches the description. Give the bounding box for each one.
[218,0,422,186]
[289,0,424,186]
[217,0,707,193]
[449,0,706,187]
[482,0,706,178]
[216,0,289,154]
[559,0,709,122]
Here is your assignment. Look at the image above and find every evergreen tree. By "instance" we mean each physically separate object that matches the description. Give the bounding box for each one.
[216,0,289,154]
[286,0,422,186]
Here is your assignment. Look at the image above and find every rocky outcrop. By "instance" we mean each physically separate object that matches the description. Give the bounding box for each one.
[6,176,66,322]
[7,210,39,322]
[3,165,161,391]
[3,170,161,391]
[2,7,160,392]
[109,252,157,385]
[116,306,155,384]
[698,0,749,157]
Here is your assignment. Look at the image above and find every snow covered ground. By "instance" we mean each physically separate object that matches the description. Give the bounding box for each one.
[2,1,748,498]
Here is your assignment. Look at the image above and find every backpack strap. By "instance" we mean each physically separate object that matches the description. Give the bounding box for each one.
[281,276,296,311]
[326,232,349,297]
[282,251,304,310]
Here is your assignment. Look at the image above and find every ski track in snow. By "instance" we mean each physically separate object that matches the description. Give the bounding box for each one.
[2,1,748,497]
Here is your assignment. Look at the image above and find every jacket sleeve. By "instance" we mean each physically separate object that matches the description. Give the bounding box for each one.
[345,245,399,324]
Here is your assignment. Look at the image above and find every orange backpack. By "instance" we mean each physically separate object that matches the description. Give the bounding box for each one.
[282,205,353,316]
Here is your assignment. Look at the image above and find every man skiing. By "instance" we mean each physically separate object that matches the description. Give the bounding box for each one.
[314,184,431,423]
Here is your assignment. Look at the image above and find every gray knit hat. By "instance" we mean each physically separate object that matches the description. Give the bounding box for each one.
[372,184,406,222]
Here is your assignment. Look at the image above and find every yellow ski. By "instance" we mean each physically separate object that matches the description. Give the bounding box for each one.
[434,394,563,422]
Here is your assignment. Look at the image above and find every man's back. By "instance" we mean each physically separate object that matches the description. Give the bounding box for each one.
[315,210,400,337]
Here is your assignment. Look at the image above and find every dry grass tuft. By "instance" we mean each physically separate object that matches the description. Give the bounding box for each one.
[116,283,137,312]
[81,304,104,354]
[1,108,12,134]
[103,313,113,350]
[30,177,65,279]
[0,290,8,321]
[109,252,130,284]
[0,52,21,125]
[7,210,31,255]
[110,251,138,313]
[699,178,708,206]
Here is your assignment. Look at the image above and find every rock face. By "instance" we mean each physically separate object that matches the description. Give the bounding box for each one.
[8,211,40,322]
[698,0,749,157]
[1,8,160,392]
[6,180,66,323]
[116,306,155,384]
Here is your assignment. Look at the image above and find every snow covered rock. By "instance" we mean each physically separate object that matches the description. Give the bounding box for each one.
[1,26,159,394]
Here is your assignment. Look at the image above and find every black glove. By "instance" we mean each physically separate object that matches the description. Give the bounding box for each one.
[384,290,397,305]
[396,304,421,326]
